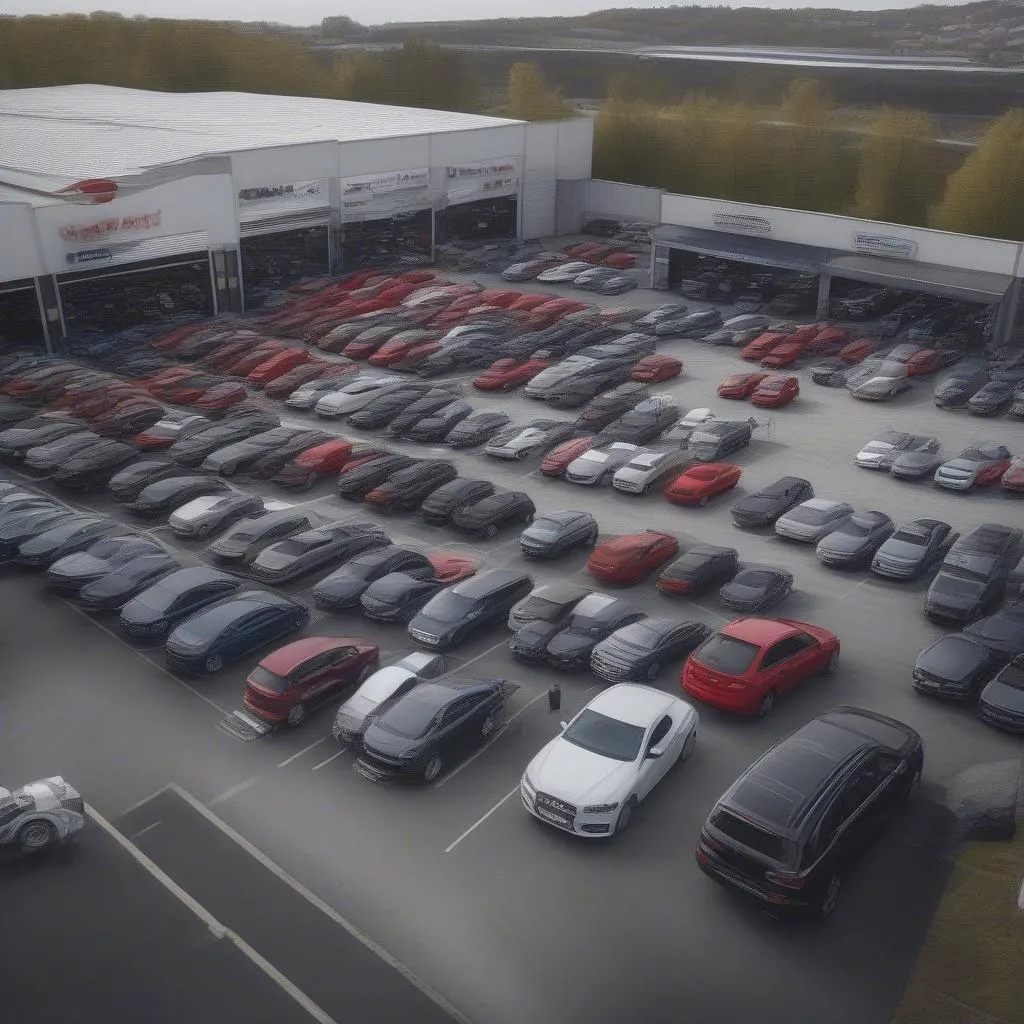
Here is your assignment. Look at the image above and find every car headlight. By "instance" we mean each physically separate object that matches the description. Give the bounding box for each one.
[521,773,536,794]
[583,803,619,814]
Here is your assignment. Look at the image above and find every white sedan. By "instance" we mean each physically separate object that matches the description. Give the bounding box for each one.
[536,261,594,283]
[0,776,85,852]
[521,684,698,837]
[612,449,694,494]
[313,375,401,418]
[168,491,264,538]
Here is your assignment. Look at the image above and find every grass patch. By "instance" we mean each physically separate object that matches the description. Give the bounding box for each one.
[893,824,1024,1024]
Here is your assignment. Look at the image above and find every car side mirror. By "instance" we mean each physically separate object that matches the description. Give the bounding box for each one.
[559,721,568,730]
[647,745,664,759]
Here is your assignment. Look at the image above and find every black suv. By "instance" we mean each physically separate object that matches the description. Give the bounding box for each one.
[696,707,923,919]
[419,478,495,525]
[408,569,533,650]
[364,460,458,512]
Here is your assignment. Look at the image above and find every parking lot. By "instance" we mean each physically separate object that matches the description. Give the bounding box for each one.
[4,264,1023,1024]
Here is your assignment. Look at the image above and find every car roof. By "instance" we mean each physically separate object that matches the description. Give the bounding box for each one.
[259,636,363,673]
[720,617,799,645]
[529,582,590,602]
[453,569,529,597]
[586,683,674,727]
[160,565,238,591]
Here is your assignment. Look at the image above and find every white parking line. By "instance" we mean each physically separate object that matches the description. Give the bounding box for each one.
[446,638,509,675]
[834,578,871,602]
[85,803,339,1024]
[128,820,162,841]
[209,776,262,807]
[166,785,471,1023]
[312,747,348,770]
[276,737,326,768]
[444,786,520,854]
[57,599,231,716]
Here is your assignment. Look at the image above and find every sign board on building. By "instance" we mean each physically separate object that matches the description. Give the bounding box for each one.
[238,181,323,203]
[711,211,772,236]
[850,232,919,260]
[59,211,163,245]
[341,168,429,196]
[444,159,521,203]
[340,168,430,221]
[65,248,113,266]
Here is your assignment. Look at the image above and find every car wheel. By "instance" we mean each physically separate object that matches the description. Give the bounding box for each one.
[680,727,698,760]
[515,449,530,461]
[615,796,638,835]
[286,702,306,727]
[817,874,841,919]
[641,484,651,496]
[195,523,211,539]
[204,654,224,673]
[484,524,498,538]
[757,688,776,717]
[18,819,56,852]
[905,767,921,802]
[422,754,443,782]
[585,529,599,547]
[480,713,497,738]
[823,649,839,675]
[698,495,709,507]
[646,661,660,680]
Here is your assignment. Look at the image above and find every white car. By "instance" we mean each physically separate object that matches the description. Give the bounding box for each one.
[635,303,689,329]
[168,491,265,538]
[484,419,575,460]
[285,376,352,409]
[331,651,446,742]
[564,442,640,485]
[0,776,85,852]
[536,261,594,283]
[612,449,694,494]
[314,375,402,418]
[402,286,467,307]
[854,430,940,471]
[521,684,698,837]
[663,408,715,445]
[722,313,771,331]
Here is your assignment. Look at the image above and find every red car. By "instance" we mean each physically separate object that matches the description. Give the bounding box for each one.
[273,439,355,489]
[805,325,851,354]
[157,375,228,406]
[428,552,479,585]
[133,414,207,451]
[243,636,380,727]
[760,340,807,368]
[200,338,258,370]
[2,363,83,398]
[1001,457,1024,493]
[149,322,208,354]
[474,289,522,308]
[840,338,877,364]
[740,332,790,362]
[665,463,742,506]
[369,330,443,367]
[750,375,799,408]
[681,617,840,717]
[586,530,679,585]
[190,381,249,412]
[247,348,311,386]
[134,365,199,392]
[786,323,828,347]
[223,342,291,376]
[563,242,607,260]
[631,354,682,383]
[718,372,768,399]
[263,360,341,400]
[540,436,596,477]
[473,354,552,391]
[55,383,143,417]
[92,397,165,437]
[506,294,550,313]
[601,252,636,270]
[904,348,941,376]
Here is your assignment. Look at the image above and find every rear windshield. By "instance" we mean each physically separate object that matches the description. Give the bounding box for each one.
[709,808,794,865]
[249,666,287,694]
[696,634,760,674]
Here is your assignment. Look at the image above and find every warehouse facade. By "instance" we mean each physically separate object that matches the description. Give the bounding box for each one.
[0,85,593,348]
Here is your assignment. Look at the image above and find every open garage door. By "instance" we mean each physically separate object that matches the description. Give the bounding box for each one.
[340,210,432,271]
[0,281,46,353]
[435,197,518,245]
[239,223,331,310]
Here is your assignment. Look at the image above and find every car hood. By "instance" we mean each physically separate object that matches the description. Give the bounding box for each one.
[820,533,870,554]
[937,460,978,477]
[169,495,226,522]
[982,678,1024,715]
[546,630,596,658]
[527,738,635,805]
[48,552,110,579]
[719,581,764,603]
[314,575,366,600]
[893,452,939,470]
[734,494,781,514]
[254,548,303,571]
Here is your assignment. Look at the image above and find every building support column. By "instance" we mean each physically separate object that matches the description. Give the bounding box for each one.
[34,275,61,352]
[816,272,832,320]
[651,244,670,290]
[994,278,1021,351]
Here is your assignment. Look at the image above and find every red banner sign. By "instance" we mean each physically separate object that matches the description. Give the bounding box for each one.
[60,211,163,244]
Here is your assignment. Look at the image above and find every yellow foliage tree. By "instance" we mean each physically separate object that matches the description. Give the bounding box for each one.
[502,62,574,121]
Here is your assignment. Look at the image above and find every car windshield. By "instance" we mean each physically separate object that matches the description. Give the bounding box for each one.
[248,666,288,694]
[131,582,176,612]
[935,572,985,597]
[379,688,451,738]
[838,520,872,539]
[958,449,987,462]
[519,596,562,619]
[579,451,608,465]
[709,808,795,865]
[421,591,475,622]
[734,571,777,588]
[890,530,925,546]
[995,664,1024,692]
[696,634,761,674]
[787,505,830,525]
[614,621,665,651]
[274,534,329,555]
[562,709,644,761]
[527,517,565,539]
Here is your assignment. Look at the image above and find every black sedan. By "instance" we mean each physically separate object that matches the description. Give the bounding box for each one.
[364,461,458,512]
[656,545,739,597]
[359,572,446,622]
[52,440,137,489]
[912,634,1000,703]
[387,390,462,436]
[15,515,117,568]
[518,510,598,558]
[452,491,536,538]
[934,363,988,409]
[248,430,333,480]
[573,383,650,433]
[78,553,180,611]
[165,590,310,674]
[47,535,164,594]
[719,566,794,612]
[207,509,314,565]
[403,400,473,442]
[596,397,680,445]
[126,475,230,518]
[201,427,304,476]
[816,511,896,568]
[544,593,645,671]
[337,454,417,501]
[313,546,434,610]
[890,449,945,481]
[355,676,517,783]
[0,419,91,459]
[810,358,849,387]
[0,505,78,560]
[967,381,1015,417]
[119,566,242,641]
[445,411,512,449]
[109,459,181,501]
[419,478,495,526]
[979,658,1024,734]
[962,599,1024,659]
[590,617,711,682]
[508,581,592,632]
[730,476,813,528]
[508,621,563,663]
[251,522,389,585]
[169,416,277,467]
[871,519,958,580]
[347,386,432,430]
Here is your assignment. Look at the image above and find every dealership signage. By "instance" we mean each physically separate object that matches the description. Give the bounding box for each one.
[59,211,163,245]
[444,159,520,203]
[65,248,113,266]
[341,168,430,220]
[238,181,324,203]
[711,211,772,236]
[850,232,919,260]
[342,168,429,197]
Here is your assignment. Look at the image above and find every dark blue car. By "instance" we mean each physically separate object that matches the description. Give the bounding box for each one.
[119,565,241,641]
[164,589,311,674]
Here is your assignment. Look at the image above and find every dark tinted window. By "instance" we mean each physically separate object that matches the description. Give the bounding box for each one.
[379,685,455,739]
[696,634,760,674]
[563,710,644,761]
[709,808,794,864]
[249,666,287,693]
[649,715,672,748]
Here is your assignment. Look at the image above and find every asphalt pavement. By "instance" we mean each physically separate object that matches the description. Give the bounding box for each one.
[2,267,1022,1024]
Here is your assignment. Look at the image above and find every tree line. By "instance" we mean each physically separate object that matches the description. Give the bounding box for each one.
[0,15,1020,240]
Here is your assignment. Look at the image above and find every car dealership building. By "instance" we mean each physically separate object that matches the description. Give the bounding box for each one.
[1,84,1022,351]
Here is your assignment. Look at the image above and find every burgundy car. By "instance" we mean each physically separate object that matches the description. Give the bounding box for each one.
[243,636,379,727]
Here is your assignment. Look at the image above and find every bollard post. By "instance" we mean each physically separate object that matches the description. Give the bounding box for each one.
[548,684,561,712]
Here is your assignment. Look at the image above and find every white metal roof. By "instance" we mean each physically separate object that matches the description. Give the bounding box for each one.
[0,85,523,189]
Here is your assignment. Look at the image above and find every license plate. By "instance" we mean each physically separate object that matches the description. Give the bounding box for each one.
[537,807,570,825]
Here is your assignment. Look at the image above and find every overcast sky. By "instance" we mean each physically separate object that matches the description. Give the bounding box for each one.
[5,0,979,27]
